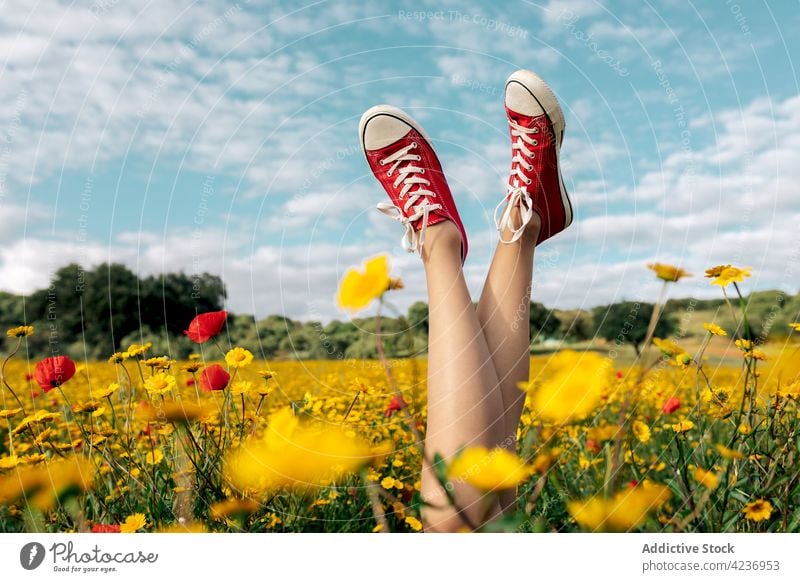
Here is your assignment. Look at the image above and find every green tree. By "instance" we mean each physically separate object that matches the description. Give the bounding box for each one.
[593,301,677,355]
[558,310,593,342]
[530,301,560,341]
[407,301,429,337]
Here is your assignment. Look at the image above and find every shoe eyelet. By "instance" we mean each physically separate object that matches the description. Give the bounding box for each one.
[533,127,540,133]
[527,164,534,171]
[415,155,422,161]
[526,178,532,185]
[532,140,538,146]
[411,142,418,149]
[379,159,387,165]
[419,169,425,174]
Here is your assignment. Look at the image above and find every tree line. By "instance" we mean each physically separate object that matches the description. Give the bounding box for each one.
[1,263,798,360]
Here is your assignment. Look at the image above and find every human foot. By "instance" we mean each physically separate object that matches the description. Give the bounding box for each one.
[495,69,573,245]
[359,105,468,262]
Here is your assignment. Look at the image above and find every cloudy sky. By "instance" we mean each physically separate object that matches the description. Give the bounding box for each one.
[1,0,798,321]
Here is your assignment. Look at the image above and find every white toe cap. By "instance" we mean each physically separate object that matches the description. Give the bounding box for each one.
[360,106,414,151]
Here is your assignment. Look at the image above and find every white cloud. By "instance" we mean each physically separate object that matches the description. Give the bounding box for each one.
[540,0,605,27]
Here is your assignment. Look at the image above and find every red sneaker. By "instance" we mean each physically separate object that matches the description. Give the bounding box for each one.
[495,70,573,245]
[359,105,468,262]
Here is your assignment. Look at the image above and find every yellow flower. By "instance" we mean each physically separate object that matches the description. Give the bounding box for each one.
[587,424,619,443]
[6,325,34,338]
[776,378,800,401]
[790,322,800,331]
[209,497,260,520]
[108,351,130,364]
[126,342,152,357]
[671,419,694,433]
[145,372,176,396]
[693,468,720,489]
[224,406,378,495]
[144,449,164,465]
[522,350,612,424]
[120,513,147,533]
[254,384,274,397]
[353,377,371,394]
[257,369,277,380]
[0,408,23,419]
[741,499,772,522]
[144,356,174,370]
[380,476,395,490]
[181,362,203,373]
[226,347,254,369]
[652,338,685,357]
[735,338,753,351]
[708,265,752,287]
[715,444,744,460]
[447,446,532,492]
[704,264,729,278]
[336,255,391,312]
[738,423,752,435]
[0,456,94,511]
[141,401,213,424]
[703,322,727,336]
[264,513,282,529]
[405,516,423,531]
[632,420,651,443]
[647,263,691,282]
[568,483,670,531]
[94,382,120,399]
[13,410,60,435]
[674,353,692,367]
[531,450,557,474]
[230,380,253,396]
[0,455,21,469]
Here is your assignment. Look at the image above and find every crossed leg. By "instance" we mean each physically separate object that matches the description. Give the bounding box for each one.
[476,208,542,513]
[419,221,507,532]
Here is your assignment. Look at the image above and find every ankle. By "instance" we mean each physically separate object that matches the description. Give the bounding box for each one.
[501,206,541,246]
[421,221,463,262]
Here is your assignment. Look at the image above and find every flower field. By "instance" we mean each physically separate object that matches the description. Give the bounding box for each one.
[1,263,799,533]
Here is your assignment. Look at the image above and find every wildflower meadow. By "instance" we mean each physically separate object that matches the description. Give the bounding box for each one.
[1,259,799,533]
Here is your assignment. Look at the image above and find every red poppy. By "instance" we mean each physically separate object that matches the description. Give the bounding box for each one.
[586,439,600,454]
[186,377,196,386]
[33,356,76,392]
[627,480,639,489]
[91,523,121,533]
[661,396,681,414]
[383,394,407,418]
[200,364,230,392]
[183,311,228,343]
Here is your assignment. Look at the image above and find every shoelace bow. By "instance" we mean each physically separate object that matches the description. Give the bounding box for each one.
[494,118,540,243]
[376,141,442,253]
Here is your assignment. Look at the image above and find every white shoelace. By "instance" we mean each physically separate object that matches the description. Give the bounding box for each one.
[376,141,442,253]
[494,120,540,243]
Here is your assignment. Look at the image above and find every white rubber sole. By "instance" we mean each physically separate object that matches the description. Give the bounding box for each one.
[505,70,573,230]
[358,104,434,153]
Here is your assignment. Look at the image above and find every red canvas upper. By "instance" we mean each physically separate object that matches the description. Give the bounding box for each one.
[365,128,468,261]
[505,105,570,245]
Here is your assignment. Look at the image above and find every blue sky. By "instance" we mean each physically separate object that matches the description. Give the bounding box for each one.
[1,0,798,321]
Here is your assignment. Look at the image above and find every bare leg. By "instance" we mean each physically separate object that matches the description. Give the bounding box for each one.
[476,208,542,513]
[420,221,506,532]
